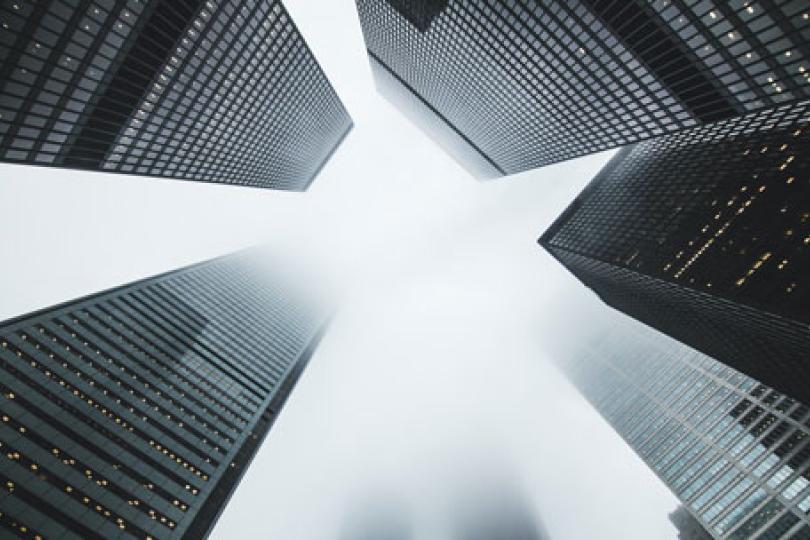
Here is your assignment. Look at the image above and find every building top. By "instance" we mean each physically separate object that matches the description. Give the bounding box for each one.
[357,0,810,177]
[0,0,352,190]
[540,98,810,402]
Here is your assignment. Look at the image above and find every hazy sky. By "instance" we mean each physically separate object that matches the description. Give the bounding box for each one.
[0,1,683,538]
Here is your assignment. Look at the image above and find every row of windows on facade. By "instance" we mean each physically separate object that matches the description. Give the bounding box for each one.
[573,359,810,536]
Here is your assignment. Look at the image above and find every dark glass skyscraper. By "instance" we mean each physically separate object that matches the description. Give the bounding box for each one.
[541,99,810,403]
[0,0,352,190]
[0,252,325,539]
[356,0,809,178]
[558,319,810,539]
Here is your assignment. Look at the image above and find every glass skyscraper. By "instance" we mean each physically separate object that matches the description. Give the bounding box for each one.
[0,0,352,190]
[0,251,325,539]
[558,318,810,539]
[356,0,809,178]
[541,98,810,404]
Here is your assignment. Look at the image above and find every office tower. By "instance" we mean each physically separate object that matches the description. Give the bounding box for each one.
[558,320,810,539]
[0,0,352,190]
[670,505,713,540]
[540,99,810,403]
[0,252,326,539]
[356,0,810,178]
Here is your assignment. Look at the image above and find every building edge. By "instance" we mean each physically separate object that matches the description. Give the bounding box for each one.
[182,320,331,539]
[0,247,260,330]
[538,145,635,246]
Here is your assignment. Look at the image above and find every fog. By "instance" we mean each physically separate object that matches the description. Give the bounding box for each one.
[0,1,683,538]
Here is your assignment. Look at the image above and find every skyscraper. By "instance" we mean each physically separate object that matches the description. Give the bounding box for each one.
[0,0,352,190]
[558,318,810,539]
[0,251,326,539]
[540,99,810,403]
[356,0,809,178]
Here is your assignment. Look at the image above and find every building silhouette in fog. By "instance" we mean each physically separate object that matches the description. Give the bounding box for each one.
[0,0,351,189]
[541,99,810,404]
[449,477,548,540]
[670,505,712,540]
[356,0,810,178]
[0,252,325,539]
[558,320,810,539]
[339,492,412,540]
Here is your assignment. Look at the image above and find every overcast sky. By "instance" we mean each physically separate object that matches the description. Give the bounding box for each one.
[0,1,683,538]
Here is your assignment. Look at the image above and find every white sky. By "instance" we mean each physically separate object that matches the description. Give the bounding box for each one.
[0,1,682,538]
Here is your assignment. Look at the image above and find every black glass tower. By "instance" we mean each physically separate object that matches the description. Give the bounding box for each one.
[541,99,810,403]
[0,0,352,190]
[356,0,810,178]
[0,252,326,539]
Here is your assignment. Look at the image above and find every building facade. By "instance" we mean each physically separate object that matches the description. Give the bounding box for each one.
[356,0,810,177]
[0,0,352,190]
[558,320,810,539]
[0,252,326,539]
[541,99,810,403]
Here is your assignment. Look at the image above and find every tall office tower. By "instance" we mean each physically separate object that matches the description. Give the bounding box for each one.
[558,320,810,539]
[0,0,352,190]
[540,99,810,403]
[0,252,326,539]
[355,0,810,178]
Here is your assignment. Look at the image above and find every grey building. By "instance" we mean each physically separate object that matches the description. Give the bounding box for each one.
[0,251,326,539]
[0,0,352,190]
[557,319,810,539]
[356,0,809,178]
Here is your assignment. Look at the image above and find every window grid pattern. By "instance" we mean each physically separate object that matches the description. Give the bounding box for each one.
[546,100,809,320]
[367,53,504,179]
[0,0,351,190]
[356,0,809,176]
[559,323,810,539]
[540,98,810,404]
[0,253,324,539]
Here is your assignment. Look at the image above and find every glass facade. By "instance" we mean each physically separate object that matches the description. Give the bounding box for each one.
[367,54,503,179]
[558,322,810,539]
[540,98,810,404]
[0,0,352,190]
[356,0,810,177]
[0,252,326,539]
